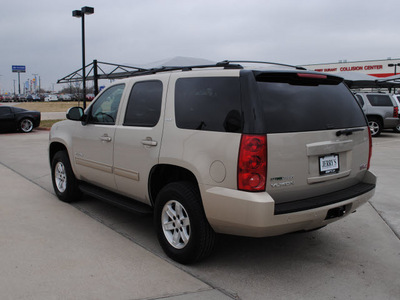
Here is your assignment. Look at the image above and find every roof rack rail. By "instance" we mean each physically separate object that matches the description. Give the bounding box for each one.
[142,62,243,75]
[125,60,304,76]
[219,60,307,70]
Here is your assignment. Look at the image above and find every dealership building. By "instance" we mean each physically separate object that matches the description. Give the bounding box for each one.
[302,58,400,78]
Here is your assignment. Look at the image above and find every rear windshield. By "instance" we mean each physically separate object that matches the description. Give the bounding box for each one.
[256,74,367,133]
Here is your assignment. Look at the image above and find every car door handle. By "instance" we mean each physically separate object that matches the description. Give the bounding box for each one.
[100,135,112,142]
[141,137,157,147]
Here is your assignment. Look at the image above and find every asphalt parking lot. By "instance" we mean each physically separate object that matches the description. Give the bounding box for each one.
[0,129,399,299]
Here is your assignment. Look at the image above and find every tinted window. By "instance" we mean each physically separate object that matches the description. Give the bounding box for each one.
[90,84,125,124]
[175,77,242,132]
[355,95,364,107]
[257,79,366,133]
[366,94,393,107]
[124,80,163,127]
[13,107,26,113]
[0,107,12,116]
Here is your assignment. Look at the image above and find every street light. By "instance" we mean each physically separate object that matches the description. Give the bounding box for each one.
[388,63,400,75]
[73,6,94,109]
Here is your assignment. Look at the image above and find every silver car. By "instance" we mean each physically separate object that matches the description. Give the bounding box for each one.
[355,92,399,136]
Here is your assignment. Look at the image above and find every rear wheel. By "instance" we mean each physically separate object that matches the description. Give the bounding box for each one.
[19,118,33,133]
[51,151,81,202]
[154,182,215,264]
[368,118,382,137]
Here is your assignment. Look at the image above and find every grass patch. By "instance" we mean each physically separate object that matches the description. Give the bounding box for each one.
[16,102,82,112]
[39,119,64,128]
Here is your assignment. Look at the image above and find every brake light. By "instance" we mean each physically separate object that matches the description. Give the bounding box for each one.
[238,135,267,192]
[297,73,327,79]
[394,106,398,118]
[367,128,372,170]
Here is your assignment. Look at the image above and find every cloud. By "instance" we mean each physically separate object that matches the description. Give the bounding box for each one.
[1,0,400,93]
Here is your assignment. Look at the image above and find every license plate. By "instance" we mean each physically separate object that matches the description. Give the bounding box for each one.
[319,154,339,175]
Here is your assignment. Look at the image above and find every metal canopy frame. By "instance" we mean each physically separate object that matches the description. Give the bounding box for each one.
[57,60,308,95]
[57,60,149,95]
[60,60,400,95]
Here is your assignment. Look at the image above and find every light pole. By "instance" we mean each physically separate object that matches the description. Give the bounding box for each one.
[72,6,94,109]
[388,63,400,75]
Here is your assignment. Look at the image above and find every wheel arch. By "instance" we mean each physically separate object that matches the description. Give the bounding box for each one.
[148,164,200,207]
[49,142,68,166]
[366,114,383,124]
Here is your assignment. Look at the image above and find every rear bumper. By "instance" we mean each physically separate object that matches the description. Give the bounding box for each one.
[384,117,399,129]
[202,171,376,237]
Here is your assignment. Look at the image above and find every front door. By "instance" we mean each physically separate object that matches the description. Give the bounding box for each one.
[0,107,15,132]
[72,84,126,190]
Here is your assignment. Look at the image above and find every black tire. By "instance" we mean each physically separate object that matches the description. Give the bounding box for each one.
[394,123,400,133]
[154,182,216,264]
[19,118,34,133]
[51,151,81,202]
[368,117,382,137]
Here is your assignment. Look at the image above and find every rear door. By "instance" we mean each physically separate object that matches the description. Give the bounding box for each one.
[253,72,370,204]
[366,94,395,119]
[113,75,168,204]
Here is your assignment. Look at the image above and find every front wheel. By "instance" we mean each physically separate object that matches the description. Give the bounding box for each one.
[394,123,400,133]
[51,151,81,202]
[19,118,33,133]
[154,182,215,264]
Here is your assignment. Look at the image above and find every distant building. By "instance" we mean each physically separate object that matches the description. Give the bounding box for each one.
[302,58,400,78]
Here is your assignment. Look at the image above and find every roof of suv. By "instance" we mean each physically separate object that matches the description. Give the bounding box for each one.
[115,60,311,78]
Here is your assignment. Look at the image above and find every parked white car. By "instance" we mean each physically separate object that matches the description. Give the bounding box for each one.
[45,95,58,102]
[59,94,72,101]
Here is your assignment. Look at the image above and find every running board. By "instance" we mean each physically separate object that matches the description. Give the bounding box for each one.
[78,182,153,215]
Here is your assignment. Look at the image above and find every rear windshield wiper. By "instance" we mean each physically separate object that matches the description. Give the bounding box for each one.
[336,128,364,136]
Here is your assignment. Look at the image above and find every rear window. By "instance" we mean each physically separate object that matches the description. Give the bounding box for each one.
[13,107,26,113]
[366,94,393,107]
[355,94,364,107]
[0,107,12,115]
[124,80,163,127]
[175,77,242,132]
[256,74,367,133]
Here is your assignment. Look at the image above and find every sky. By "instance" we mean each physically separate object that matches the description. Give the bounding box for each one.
[1,0,399,94]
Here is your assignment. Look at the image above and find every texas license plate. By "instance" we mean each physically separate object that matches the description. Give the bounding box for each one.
[319,154,339,175]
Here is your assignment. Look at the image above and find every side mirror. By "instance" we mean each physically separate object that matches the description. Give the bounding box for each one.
[66,107,84,121]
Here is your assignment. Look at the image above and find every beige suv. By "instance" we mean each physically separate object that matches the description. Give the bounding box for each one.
[49,61,376,264]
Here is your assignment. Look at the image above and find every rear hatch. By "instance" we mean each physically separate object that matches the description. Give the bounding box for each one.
[252,71,372,212]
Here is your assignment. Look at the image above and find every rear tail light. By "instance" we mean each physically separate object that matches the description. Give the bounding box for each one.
[367,128,372,170]
[394,106,398,118]
[238,134,267,192]
[297,73,327,79]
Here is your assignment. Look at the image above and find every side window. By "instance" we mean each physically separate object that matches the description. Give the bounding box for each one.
[0,107,12,116]
[355,95,364,107]
[123,80,163,127]
[175,77,242,132]
[366,95,393,107]
[89,84,125,124]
